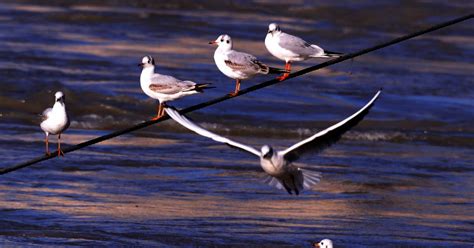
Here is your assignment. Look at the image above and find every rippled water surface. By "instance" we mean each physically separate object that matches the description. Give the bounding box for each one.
[0,1,473,247]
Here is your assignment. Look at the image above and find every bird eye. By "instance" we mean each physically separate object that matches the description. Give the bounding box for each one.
[220,39,224,42]
[226,40,229,44]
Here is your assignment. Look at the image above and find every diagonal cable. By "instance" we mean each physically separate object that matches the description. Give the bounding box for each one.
[1,13,472,175]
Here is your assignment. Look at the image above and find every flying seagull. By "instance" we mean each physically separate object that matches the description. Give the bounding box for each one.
[165,89,381,195]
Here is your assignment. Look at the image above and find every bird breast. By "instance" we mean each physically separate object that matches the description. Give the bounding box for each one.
[265,34,286,61]
[41,106,69,135]
[260,155,286,177]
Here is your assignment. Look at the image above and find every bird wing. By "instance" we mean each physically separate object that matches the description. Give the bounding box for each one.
[278,33,322,56]
[165,108,261,157]
[225,51,265,72]
[279,90,381,162]
[149,74,196,94]
[40,108,52,121]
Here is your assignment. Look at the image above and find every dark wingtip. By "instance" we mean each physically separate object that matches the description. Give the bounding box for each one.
[195,83,215,93]
[324,50,344,57]
[268,67,289,74]
[165,105,179,111]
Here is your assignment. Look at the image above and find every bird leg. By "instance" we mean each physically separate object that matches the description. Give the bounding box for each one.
[57,133,65,157]
[159,103,168,117]
[277,62,291,81]
[45,134,50,156]
[151,102,165,121]
[282,182,293,195]
[229,79,241,96]
[291,174,299,196]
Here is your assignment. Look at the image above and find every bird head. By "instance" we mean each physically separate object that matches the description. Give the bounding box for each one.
[209,34,232,50]
[267,23,281,36]
[261,145,273,160]
[54,91,65,103]
[138,55,155,68]
[313,239,333,248]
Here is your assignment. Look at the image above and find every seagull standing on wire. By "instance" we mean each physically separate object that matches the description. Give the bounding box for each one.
[139,55,212,120]
[210,34,286,96]
[40,91,70,156]
[166,90,381,195]
[265,23,343,81]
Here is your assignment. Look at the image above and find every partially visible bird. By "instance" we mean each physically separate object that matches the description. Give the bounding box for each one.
[165,90,381,195]
[210,34,286,96]
[313,239,333,248]
[265,23,343,81]
[40,91,70,157]
[139,55,212,120]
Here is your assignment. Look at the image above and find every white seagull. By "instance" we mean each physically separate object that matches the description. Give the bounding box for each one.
[313,239,333,248]
[139,55,212,120]
[210,34,286,96]
[265,23,343,81]
[165,90,381,195]
[40,91,70,156]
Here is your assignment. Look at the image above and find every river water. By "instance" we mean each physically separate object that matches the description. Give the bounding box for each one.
[0,1,473,247]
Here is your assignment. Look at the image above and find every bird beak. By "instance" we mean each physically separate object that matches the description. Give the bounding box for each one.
[313,243,320,248]
[263,152,272,159]
[138,63,144,67]
[209,41,217,45]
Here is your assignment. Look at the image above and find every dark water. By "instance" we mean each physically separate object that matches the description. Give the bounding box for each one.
[0,1,473,247]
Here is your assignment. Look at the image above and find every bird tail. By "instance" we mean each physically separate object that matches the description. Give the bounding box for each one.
[322,50,343,58]
[300,168,322,190]
[193,83,214,93]
[262,168,321,195]
[263,175,284,191]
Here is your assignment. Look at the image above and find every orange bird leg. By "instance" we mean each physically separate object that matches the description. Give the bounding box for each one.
[159,102,167,117]
[151,103,164,121]
[229,79,241,96]
[277,62,291,81]
[57,133,65,157]
[45,134,50,156]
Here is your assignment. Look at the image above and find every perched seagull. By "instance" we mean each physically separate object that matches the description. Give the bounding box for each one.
[313,239,333,248]
[139,55,212,120]
[210,34,286,96]
[40,91,70,156]
[165,90,381,195]
[265,23,343,81]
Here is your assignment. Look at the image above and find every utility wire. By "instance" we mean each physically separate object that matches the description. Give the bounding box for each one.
[1,13,472,175]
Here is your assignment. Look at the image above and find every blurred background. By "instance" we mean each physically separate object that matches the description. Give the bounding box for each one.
[0,1,473,246]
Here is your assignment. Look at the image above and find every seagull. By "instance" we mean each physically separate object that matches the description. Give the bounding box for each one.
[313,239,333,248]
[40,91,70,156]
[165,90,381,195]
[139,55,212,120]
[210,34,286,96]
[265,23,343,81]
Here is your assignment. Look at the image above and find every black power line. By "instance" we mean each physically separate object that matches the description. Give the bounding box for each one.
[1,13,472,175]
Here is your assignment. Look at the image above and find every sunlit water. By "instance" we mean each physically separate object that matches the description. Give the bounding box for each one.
[0,1,473,247]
